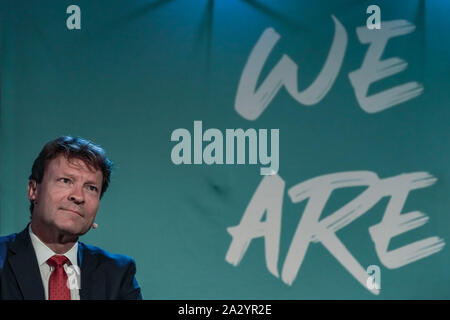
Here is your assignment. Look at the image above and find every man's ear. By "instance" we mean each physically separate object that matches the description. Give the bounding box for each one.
[28,180,38,203]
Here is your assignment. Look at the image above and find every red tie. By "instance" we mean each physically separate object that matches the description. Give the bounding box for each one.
[47,255,71,300]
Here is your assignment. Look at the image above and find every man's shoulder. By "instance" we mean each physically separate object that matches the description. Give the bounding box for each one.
[79,242,142,299]
[0,232,18,268]
[0,232,18,253]
[0,232,18,245]
[79,242,136,270]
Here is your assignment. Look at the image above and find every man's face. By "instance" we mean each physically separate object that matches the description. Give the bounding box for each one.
[28,155,103,237]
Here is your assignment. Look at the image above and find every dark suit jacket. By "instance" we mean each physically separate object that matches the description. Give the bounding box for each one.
[0,225,142,300]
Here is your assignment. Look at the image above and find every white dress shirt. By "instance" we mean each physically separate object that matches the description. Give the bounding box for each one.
[29,225,80,300]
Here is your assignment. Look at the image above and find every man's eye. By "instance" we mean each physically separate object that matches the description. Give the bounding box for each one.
[60,178,71,183]
[88,185,98,192]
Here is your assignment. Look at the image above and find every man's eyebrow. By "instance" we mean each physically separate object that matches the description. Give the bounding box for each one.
[84,180,100,186]
[59,172,100,186]
[59,172,77,179]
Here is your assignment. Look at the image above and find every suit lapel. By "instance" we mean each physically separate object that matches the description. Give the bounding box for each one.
[7,227,103,300]
[8,225,45,300]
[78,242,101,300]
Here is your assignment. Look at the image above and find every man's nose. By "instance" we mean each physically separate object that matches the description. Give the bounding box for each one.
[68,185,85,204]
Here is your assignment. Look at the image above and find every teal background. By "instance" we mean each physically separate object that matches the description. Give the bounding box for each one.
[1,0,449,299]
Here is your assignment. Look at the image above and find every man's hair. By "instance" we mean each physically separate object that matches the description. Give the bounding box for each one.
[29,136,113,214]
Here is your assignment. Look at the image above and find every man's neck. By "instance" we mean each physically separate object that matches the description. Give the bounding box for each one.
[30,221,78,254]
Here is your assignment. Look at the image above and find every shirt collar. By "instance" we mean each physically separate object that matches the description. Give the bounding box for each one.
[29,224,78,267]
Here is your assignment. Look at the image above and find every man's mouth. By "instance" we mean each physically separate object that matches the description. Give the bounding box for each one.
[60,208,83,217]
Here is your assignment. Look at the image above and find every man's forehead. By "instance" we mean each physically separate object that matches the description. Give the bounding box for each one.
[48,155,102,177]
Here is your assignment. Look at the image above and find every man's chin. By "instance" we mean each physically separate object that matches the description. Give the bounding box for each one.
[54,220,89,238]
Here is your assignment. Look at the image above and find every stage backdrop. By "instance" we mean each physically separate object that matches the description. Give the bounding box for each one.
[1,0,449,299]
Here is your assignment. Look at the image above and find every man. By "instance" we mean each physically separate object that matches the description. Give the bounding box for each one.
[0,136,142,300]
